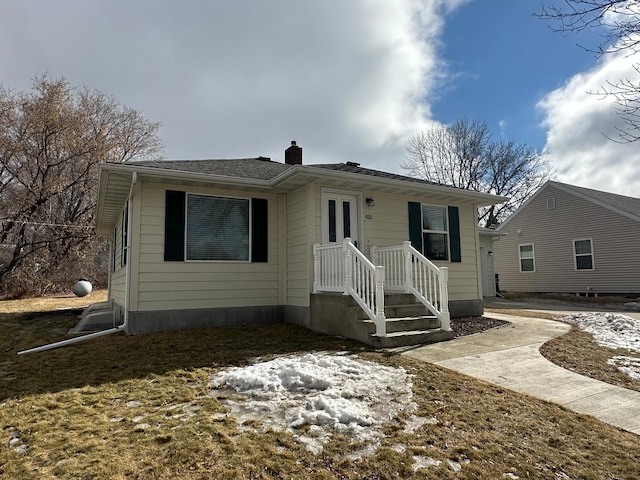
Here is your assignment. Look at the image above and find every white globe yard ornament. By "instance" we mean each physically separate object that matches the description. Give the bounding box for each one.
[72,278,93,297]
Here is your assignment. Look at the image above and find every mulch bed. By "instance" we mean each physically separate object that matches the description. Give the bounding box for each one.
[450,316,509,338]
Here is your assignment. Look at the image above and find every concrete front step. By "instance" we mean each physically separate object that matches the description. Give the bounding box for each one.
[384,304,429,318]
[370,328,455,348]
[362,315,439,334]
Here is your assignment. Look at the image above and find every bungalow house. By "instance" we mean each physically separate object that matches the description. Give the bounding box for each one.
[90,141,506,348]
[493,180,640,297]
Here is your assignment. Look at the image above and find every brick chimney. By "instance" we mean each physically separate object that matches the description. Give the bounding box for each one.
[284,140,302,165]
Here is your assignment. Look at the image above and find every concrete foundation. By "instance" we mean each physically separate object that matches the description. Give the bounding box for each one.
[77,296,482,345]
[449,299,484,318]
[125,305,284,334]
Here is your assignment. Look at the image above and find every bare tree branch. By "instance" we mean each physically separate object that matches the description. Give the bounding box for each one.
[0,75,163,297]
[537,0,640,141]
[403,119,553,227]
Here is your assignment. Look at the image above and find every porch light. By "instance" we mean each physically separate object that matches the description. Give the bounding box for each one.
[365,197,375,207]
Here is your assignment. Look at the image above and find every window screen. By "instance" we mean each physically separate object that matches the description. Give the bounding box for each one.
[422,205,449,261]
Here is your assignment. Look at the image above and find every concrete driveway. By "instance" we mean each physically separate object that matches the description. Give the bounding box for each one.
[403,298,640,436]
[483,295,640,320]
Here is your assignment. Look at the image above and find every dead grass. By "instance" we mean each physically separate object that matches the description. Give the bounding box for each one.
[1,296,640,479]
[540,325,640,393]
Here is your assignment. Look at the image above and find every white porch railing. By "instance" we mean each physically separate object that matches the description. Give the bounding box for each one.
[371,241,450,331]
[313,238,387,337]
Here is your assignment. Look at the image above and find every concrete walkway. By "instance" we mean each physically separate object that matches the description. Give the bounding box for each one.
[403,311,640,436]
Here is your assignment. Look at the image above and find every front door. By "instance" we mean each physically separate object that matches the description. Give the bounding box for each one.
[322,191,359,247]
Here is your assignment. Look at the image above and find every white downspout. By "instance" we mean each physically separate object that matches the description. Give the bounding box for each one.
[121,171,136,333]
[18,172,138,355]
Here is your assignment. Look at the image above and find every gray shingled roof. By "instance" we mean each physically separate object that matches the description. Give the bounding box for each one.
[310,163,440,186]
[131,158,444,187]
[554,181,640,219]
[132,158,292,180]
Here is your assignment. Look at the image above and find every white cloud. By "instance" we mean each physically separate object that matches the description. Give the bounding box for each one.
[539,50,640,196]
[0,0,463,172]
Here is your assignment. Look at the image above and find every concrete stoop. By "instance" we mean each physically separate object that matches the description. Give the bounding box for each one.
[309,293,454,348]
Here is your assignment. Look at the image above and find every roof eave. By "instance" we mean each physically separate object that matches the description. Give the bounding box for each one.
[277,165,508,206]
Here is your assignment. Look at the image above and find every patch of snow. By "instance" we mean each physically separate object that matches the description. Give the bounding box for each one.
[391,443,406,453]
[560,312,640,380]
[608,356,640,381]
[403,415,437,433]
[561,312,640,351]
[210,352,417,456]
[412,455,441,471]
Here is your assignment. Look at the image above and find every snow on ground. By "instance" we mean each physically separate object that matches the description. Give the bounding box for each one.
[209,352,423,456]
[560,312,640,380]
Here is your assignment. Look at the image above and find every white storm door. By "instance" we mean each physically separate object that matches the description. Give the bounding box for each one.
[323,192,359,247]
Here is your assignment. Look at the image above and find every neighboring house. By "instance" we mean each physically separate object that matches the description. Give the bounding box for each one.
[90,141,505,347]
[493,180,640,296]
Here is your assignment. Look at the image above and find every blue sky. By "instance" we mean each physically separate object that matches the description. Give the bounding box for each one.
[434,0,599,150]
[0,0,639,196]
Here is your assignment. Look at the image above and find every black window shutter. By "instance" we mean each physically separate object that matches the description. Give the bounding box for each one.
[408,201,423,252]
[448,205,461,263]
[251,198,268,262]
[164,190,185,261]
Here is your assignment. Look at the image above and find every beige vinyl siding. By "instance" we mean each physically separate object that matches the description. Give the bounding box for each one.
[286,185,311,306]
[360,191,481,302]
[133,181,281,312]
[494,184,640,294]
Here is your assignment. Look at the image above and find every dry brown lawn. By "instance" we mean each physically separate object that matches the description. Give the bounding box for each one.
[1,293,640,479]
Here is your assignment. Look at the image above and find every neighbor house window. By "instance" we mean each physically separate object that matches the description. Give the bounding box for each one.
[574,239,594,270]
[519,243,535,272]
[421,205,449,261]
[186,194,250,261]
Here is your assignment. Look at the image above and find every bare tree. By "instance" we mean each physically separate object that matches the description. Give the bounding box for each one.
[0,75,163,297]
[538,1,640,141]
[403,119,552,227]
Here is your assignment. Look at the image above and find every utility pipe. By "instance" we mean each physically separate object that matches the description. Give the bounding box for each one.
[18,172,138,355]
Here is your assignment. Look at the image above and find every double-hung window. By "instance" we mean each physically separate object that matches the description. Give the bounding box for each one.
[519,243,535,272]
[164,190,268,263]
[186,194,250,261]
[574,239,594,270]
[421,205,449,261]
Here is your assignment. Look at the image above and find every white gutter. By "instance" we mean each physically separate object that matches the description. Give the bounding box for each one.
[18,172,138,355]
